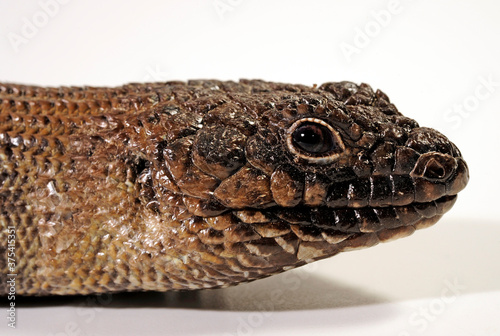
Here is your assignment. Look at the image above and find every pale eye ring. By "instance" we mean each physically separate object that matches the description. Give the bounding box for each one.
[286,118,345,163]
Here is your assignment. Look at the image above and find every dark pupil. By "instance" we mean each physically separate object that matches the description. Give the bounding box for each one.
[292,122,335,154]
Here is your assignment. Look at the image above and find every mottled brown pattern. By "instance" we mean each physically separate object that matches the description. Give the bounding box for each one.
[0,80,468,296]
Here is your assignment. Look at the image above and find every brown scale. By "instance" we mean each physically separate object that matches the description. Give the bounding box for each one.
[0,80,469,295]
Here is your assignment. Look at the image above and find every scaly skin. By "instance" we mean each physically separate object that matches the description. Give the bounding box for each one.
[0,80,469,295]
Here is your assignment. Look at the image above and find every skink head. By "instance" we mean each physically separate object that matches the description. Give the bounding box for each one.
[140,80,469,287]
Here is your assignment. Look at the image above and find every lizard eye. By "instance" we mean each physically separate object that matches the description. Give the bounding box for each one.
[286,118,345,163]
[292,122,334,154]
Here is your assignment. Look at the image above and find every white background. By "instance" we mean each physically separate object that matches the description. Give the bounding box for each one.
[0,0,499,335]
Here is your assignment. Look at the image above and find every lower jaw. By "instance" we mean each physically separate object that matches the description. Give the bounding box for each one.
[292,195,457,262]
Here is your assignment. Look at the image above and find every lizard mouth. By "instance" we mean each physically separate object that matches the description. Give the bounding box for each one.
[249,195,458,262]
[281,194,454,238]
[231,154,468,262]
[274,194,457,234]
[267,154,468,240]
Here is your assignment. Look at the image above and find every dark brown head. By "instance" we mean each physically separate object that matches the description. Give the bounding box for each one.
[140,80,469,287]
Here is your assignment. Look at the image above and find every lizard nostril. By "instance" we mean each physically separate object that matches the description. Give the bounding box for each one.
[423,159,446,179]
[410,152,457,182]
